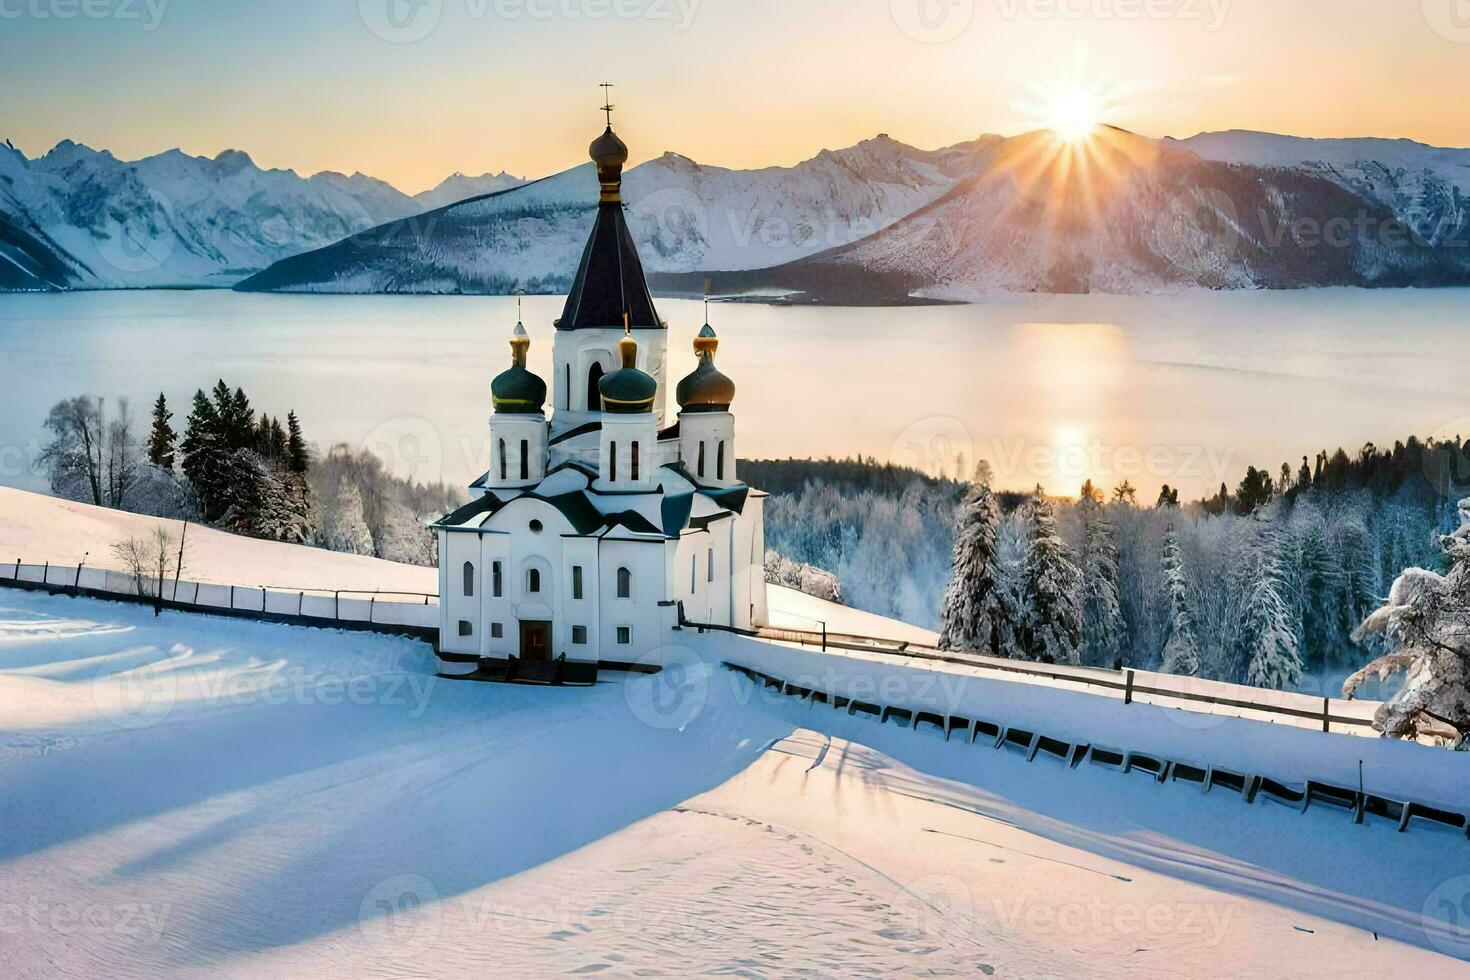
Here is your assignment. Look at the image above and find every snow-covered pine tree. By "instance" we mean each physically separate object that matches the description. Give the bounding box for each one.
[146,393,176,470]
[249,467,314,544]
[317,477,375,556]
[938,476,1010,655]
[1017,487,1083,665]
[1160,524,1201,676]
[1078,491,1124,667]
[1241,522,1303,690]
[1345,497,1470,741]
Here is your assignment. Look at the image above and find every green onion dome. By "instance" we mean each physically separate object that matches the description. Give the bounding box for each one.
[491,322,547,414]
[675,324,735,413]
[599,334,657,414]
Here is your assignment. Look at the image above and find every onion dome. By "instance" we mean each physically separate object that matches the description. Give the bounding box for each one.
[676,324,735,413]
[589,127,628,203]
[491,322,547,414]
[598,333,657,414]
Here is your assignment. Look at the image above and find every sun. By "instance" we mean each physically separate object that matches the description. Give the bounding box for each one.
[1013,47,1127,147]
[1044,83,1101,144]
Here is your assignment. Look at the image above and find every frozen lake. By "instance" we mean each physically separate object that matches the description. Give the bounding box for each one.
[0,288,1466,499]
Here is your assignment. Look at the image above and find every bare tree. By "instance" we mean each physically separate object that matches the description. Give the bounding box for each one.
[110,527,184,616]
[103,398,142,508]
[39,396,104,505]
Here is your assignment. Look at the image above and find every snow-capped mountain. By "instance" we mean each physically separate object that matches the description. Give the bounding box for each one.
[0,141,426,290]
[675,127,1470,301]
[413,171,527,211]
[1177,130,1470,249]
[237,135,1001,294]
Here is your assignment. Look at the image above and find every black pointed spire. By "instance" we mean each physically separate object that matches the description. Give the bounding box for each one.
[558,95,662,331]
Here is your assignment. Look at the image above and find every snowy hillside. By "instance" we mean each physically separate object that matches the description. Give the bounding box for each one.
[1179,130,1470,249]
[698,128,1470,302]
[1,587,1466,974]
[236,135,1001,294]
[413,171,526,210]
[0,141,426,290]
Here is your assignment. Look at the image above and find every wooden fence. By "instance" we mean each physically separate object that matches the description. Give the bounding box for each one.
[1,559,439,639]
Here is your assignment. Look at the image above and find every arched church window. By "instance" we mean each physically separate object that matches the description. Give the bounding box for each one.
[520,439,530,481]
[617,566,632,598]
[463,561,475,597]
[587,363,604,412]
[717,441,726,481]
[697,442,706,478]
[498,439,507,481]
[492,561,503,597]
[631,441,640,481]
[528,568,541,593]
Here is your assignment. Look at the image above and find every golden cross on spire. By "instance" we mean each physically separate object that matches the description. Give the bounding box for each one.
[623,310,630,336]
[599,83,615,127]
[703,277,711,324]
[516,294,523,322]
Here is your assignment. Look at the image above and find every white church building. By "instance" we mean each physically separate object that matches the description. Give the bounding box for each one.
[433,119,768,671]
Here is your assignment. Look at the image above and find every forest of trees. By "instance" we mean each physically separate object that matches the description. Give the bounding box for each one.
[748,434,1467,695]
[37,385,462,567]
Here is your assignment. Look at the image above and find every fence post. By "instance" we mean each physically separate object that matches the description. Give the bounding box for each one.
[1322,698,1330,733]
[821,621,827,652]
[369,596,376,623]
[43,561,49,584]
[230,585,235,609]
[298,591,305,616]
[1124,670,1135,705]
[13,559,18,580]
[335,591,340,619]
[261,588,267,613]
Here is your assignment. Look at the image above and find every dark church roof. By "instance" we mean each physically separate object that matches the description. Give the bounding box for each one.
[556,126,663,331]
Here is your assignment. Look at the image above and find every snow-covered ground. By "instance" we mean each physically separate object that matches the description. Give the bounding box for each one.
[1,587,1467,976]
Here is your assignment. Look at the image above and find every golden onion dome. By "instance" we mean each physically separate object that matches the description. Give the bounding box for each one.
[589,126,629,169]
[676,324,735,412]
[590,126,628,203]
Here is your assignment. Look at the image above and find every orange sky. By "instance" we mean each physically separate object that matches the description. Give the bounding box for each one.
[6,0,1470,192]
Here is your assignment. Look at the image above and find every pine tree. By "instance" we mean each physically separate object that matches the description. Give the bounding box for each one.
[938,477,1011,656]
[1156,484,1179,508]
[1160,525,1201,676]
[286,411,309,474]
[1346,498,1470,739]
[1018,488,1083,665]
[1078,493,1125,667]
[1112,480,1137,505]
[146,393,176,469]
[268,417,288,462]
[1241,523,1303,690]
[1297,455,1313,489]
[180,388,222,512]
